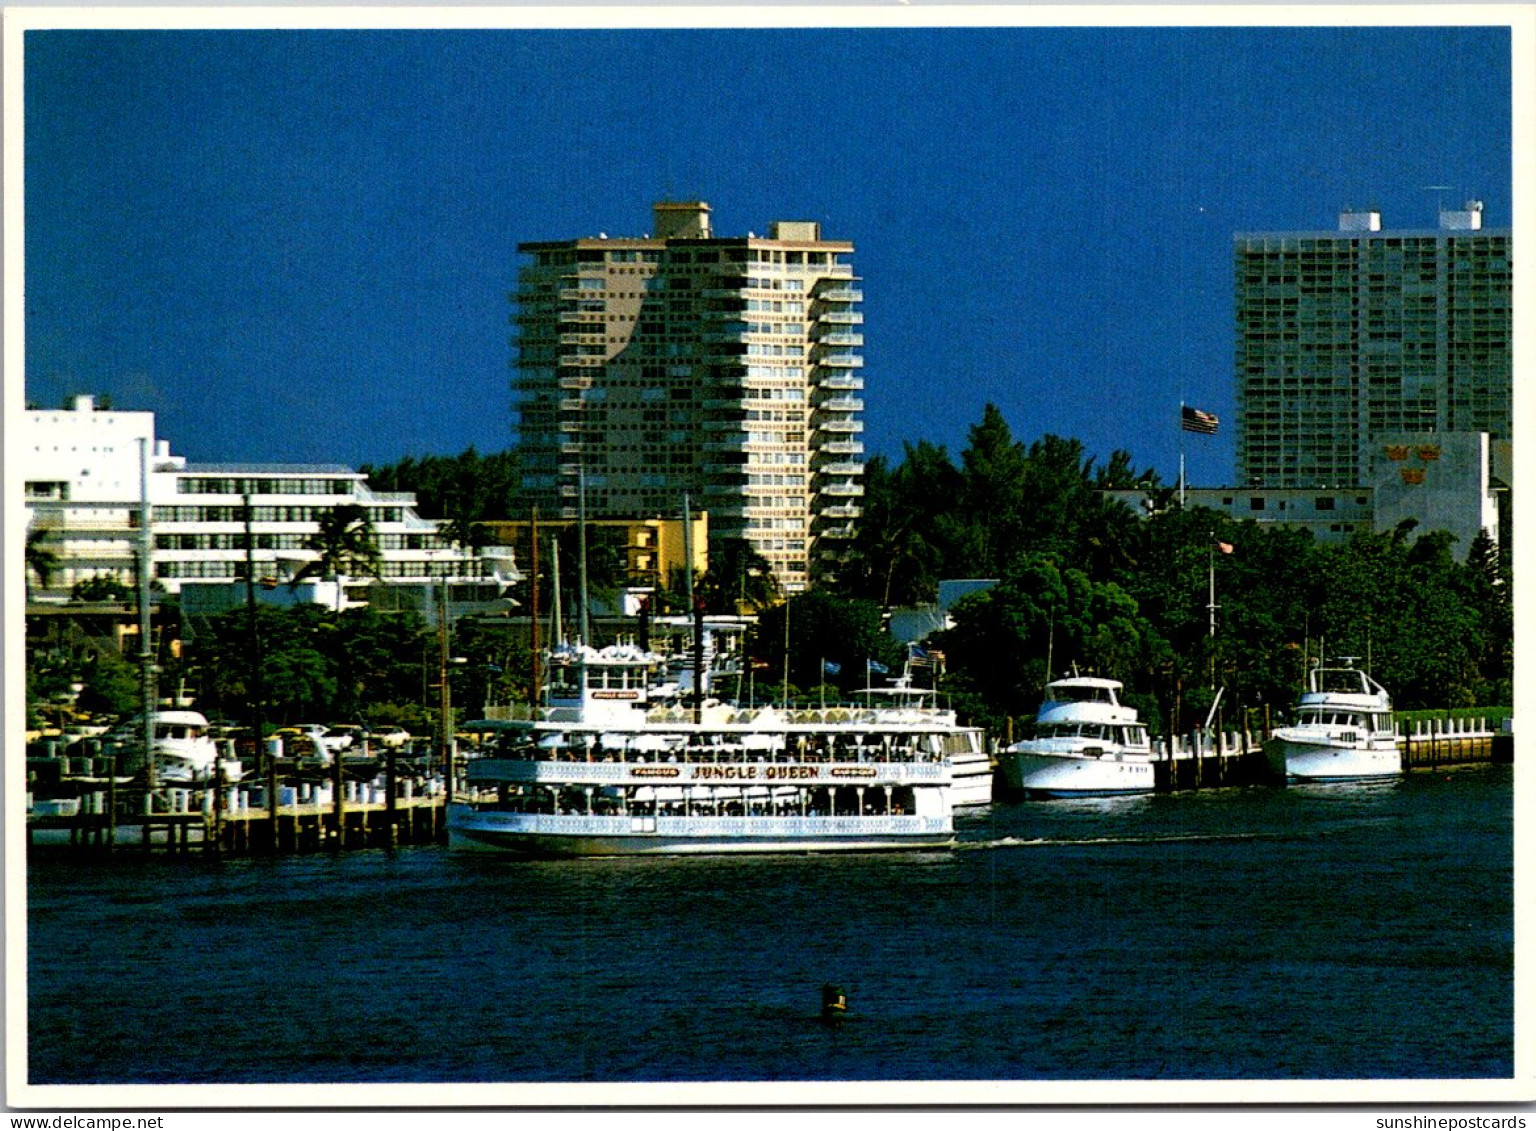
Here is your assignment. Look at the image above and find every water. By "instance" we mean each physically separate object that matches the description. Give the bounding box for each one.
[27,765,1512,1084]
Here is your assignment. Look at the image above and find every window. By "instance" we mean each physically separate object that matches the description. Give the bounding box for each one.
[1315,497,1335,511]
[1250,497,1266,511]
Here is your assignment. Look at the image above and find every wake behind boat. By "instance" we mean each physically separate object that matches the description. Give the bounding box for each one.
[996,677,1156,797]
[447,643,969,857]
[1265,660,1400,781]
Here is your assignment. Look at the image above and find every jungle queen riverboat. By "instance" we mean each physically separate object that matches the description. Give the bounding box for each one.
[447,643,969,856]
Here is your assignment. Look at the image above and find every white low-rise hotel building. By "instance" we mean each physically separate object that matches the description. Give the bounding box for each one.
[24,396,508,613]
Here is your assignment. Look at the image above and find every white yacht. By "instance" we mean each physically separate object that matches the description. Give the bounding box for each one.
[996,677,1156,797]
[112,710,235,782]
[447,643,969,856]
[1266,661,1400,781]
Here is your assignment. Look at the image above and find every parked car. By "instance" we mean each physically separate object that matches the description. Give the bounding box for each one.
[273,725,330,761]
[370,726,413,749]
[320,725,365,754]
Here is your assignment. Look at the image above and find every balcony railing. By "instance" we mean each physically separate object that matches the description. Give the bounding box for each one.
[818,374,863,392]
[814,332,864,348]
[815,460,864,476]
[818,420,864,434]
[816,397,864,413]
[819,483,865,498]
[815,354,864,368]
[819,440,865,455]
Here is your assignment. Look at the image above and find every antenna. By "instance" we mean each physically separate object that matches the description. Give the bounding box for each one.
[1421,184,1455,214]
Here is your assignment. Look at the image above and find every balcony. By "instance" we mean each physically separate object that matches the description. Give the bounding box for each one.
[819,440,864,455]
[703,323,750,342]
[816,397,864,414]
[704,436,752,452]
[818,374,863,392]
[813,286,863,303]
[818,310,863,325]
[558,399,589,413]
[816,524,857,540]
[814,332,863,348]
[818,419,864,434]
[821,505,863,519]
[815,461,863,476]
[815,354,864,369]
[819,483,865,498]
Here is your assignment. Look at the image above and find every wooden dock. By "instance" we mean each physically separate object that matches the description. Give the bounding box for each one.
[27,771,452,857]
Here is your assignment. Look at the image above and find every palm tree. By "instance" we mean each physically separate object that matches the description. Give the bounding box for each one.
[289,504,383,602]
[696,539,782,615]
[25,525,60,601]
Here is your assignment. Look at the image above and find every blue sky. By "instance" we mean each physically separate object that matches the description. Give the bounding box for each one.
[24,24,1512,487]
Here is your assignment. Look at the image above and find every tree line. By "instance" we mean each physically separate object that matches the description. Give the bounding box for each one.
[27,409,1511,736]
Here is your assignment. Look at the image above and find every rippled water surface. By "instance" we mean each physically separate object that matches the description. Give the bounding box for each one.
[27,765,1513,1084]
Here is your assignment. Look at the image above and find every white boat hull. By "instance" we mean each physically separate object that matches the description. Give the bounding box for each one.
[946,753,995,806]
[447,806,953,856]
[998,750,1156,797]
[1266,737,1401,781]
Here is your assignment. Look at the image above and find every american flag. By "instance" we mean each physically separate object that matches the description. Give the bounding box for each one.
[1181,405,1219,435]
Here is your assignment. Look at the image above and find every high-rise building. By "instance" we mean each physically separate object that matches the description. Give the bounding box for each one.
[1234,203,1511,489]
[512,201,865,593]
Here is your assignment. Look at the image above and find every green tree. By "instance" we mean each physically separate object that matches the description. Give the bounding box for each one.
[70,575,133,603]
[752,590,902,695]
[696,538,781,614]
[289,504,383,590]
[25,525,60,600]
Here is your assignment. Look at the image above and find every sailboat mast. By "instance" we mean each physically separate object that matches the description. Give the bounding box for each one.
[577,466,590,646]
[529,506,541,706]
[550,537,564,648]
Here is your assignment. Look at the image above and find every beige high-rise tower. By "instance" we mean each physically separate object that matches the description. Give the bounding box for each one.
[513,201,865,593]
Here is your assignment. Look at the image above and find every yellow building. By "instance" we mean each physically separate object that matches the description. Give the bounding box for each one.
[479,512,708,596]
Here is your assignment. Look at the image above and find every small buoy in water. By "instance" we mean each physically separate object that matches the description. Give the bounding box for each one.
[820,982,847,1023]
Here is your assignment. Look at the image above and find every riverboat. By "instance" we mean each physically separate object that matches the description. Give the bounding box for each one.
[447,643,966,856]
[1265,660,1400,781]
[996,676,1156,797]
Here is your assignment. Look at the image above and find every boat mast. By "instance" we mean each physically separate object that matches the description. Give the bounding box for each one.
[529,506,541,707]
[550,538,564,648]
[577,465,590,647]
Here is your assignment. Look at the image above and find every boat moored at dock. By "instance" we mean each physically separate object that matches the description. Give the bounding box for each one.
[1265,661,1400,781]
[109,710,238,783]
[996,677,1156,797]
[447,643,963,856]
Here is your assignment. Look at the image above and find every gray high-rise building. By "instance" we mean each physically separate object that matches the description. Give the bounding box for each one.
[1234,203,1511,489]
[512,201,865,593]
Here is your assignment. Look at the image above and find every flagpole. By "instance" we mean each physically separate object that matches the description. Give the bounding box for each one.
[1208,531,1218,692]
[1179,401,1187,507]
